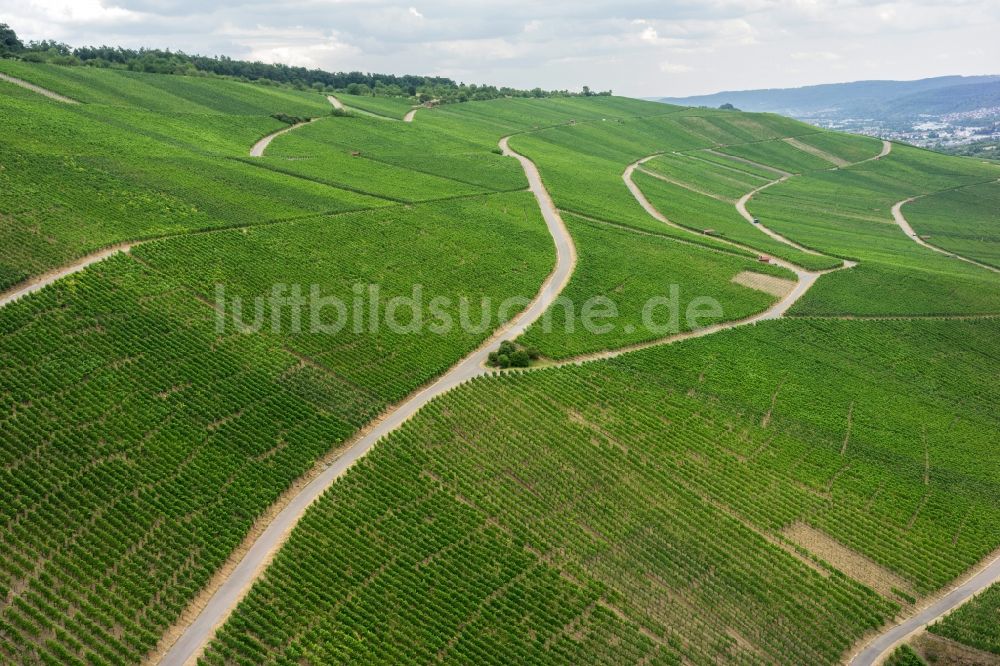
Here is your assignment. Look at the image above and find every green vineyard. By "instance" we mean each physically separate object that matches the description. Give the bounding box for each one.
[1,50,999,666]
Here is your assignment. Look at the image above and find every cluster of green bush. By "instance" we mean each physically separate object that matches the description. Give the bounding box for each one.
[270,112,310,125]
[487,340,540,368]
[0,23,611,104]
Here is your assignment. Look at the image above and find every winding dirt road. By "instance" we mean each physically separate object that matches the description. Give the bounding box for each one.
[732,140,893,258]
[404,108,417,122]
[249,119,316,157]
[155,136,576,666]
[602,155,855,368]
[892,196,1000,274]
[0,72,79,103]
[734,178,823,254]
[0,243,134,309]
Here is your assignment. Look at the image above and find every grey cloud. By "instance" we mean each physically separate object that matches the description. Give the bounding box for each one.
[2,0,998,96]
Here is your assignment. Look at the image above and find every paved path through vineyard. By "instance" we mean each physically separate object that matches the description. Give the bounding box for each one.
[850,552,1000,665]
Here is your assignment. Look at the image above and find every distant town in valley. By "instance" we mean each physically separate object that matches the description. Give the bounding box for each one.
[659,75,1000,159]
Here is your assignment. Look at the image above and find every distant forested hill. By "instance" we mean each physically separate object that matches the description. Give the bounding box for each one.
[658,75,1000,120]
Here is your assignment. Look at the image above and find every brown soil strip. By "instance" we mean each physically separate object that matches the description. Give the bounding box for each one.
[911,632,1000,666]
[731,270,796,298]
[0,72,80,103]
[782,522,915,598]
[783,136,850,167]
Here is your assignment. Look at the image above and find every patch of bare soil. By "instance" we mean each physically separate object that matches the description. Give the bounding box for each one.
[782,522,915,598]
[731,270,796,298]
[912,632,1000,666]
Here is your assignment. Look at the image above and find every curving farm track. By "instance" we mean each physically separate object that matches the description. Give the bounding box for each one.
[850,552,1000,666]
[892,195,1000,274]
[155,135,577,665]
[0,72,79,103]
[249,118,316,156]
[2,80,994,663]
[0,243,135,308]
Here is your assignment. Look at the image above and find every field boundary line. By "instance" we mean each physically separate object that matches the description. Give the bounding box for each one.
[635,164,735,202]
[783,136,850,167]
[560,209,760,260]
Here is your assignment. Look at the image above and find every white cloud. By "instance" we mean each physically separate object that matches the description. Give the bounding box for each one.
[27,0,141,24]
[0,0,997,96]
[791,51,842,61]
[660,61,693,73]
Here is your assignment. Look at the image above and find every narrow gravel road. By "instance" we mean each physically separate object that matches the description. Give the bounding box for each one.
[735,178,822,255]
[733,140,892,258]
[404,108,417,122]
[0,72,79,103]
[593,156,855,368]
[850,553,1000,666]
[892,196,1000,274]
[0,243,134,309]
[249,119,315,157]
[155,136,576,666]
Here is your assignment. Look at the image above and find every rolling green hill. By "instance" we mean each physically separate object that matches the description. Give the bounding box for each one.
[1,60,999,666]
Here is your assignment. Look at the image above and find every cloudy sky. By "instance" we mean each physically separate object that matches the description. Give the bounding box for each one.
[2,0,998,97]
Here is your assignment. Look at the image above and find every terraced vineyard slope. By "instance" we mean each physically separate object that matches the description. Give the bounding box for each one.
[0,60,998,666]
